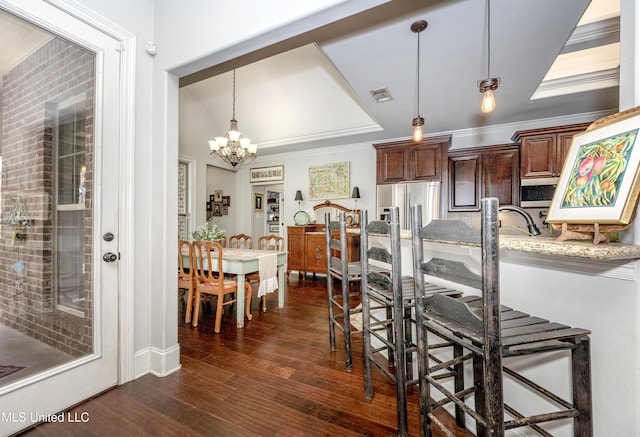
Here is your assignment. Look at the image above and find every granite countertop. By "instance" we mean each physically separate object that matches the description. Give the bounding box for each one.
[499,235,640,260]
[396,230,640,260]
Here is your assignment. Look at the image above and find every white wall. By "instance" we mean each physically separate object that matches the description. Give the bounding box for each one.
[234,142,377,246]
[500,259,637,436]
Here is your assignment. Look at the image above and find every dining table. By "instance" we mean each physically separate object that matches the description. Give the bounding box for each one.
[186,247,288,328]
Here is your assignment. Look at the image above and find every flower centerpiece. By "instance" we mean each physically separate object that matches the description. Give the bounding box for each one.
[192,219,226,242]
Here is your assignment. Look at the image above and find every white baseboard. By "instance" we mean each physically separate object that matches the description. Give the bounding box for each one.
[134,343,181,379]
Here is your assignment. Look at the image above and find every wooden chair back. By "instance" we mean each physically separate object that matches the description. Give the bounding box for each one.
[192,240,225,288]
[178,239,195,323]
[228,233,253,249]
[178,239,193,282]
[257,234,284,251]
[191,240,253,332]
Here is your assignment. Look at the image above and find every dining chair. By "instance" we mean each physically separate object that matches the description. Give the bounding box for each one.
[178,239,195,323]
[411,198,592,436]
[192,240,253,333]
[324,212,362,372]
[228,233,253,249]
[247,234,284,312]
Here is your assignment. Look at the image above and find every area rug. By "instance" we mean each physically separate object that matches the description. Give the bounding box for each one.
[0,365,25,379]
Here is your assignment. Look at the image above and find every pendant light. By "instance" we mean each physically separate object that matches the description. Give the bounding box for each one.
[478,0,500,113]
[411,20,428,142]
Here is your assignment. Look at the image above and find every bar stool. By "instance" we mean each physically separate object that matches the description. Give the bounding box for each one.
[411,198,592,436]
[325,212,362,372]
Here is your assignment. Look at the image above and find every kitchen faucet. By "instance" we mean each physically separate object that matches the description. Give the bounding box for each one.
[498,205,542,236]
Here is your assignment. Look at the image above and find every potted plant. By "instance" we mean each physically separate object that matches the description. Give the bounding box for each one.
[192,219,226,242]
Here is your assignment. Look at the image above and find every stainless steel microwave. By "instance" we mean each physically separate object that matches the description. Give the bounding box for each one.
[520,177,559,208]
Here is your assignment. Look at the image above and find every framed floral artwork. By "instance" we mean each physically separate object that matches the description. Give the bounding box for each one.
[547,109,640,225]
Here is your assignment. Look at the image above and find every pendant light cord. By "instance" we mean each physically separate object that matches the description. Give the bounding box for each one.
[232,69,236,120]
[416,29,421,117]
[487,0,491,78]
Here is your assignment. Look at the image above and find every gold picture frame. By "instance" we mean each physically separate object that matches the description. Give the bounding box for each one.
[547,108,640,226]
[254,193,264,212]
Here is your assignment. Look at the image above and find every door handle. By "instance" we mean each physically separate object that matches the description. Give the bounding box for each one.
[103,252,119,262]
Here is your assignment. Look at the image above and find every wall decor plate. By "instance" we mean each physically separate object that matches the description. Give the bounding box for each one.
[293,210,310,226]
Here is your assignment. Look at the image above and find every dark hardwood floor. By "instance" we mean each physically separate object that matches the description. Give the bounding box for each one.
[21,275,472,436]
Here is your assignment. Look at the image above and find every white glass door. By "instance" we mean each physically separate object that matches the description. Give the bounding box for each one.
[0,1,121,434]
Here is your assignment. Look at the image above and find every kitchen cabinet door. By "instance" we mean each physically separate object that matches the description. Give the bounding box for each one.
[482,147,520,206]
[448,153,481,211]
[520,134,556,178]
[513,123,591,179]
[409,142,442,181]
[374,135,450,184]
[376,146,408,183]
[448,144,519,212]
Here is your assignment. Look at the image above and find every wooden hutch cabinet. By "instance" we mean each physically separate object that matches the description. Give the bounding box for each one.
[286,202,360,279]
[448,144,520,211]
[512,122,591,179]
[373,135,451,184]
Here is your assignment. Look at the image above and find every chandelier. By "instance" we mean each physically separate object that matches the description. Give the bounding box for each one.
[208,69,258,167]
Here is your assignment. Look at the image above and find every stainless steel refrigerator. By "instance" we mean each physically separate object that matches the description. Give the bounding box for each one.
[376,181,441,230]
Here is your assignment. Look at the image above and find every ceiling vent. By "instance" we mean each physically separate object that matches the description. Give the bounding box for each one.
[370,87,393,103]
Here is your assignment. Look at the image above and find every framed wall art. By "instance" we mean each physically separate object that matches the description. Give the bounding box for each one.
[254,193,264,212]
[547,109,640,226]
[308,161,350,200]
[214,190,223,202]
[250,165,284,183]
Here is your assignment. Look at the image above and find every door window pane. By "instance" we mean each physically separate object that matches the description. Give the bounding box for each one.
[0,7,96,386]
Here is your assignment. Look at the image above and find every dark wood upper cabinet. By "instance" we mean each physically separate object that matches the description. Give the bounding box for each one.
[374,135,451,184]
[449,152,481,211]
[448,144,519,211]
[512,123,591,179]
[482,147,520,207]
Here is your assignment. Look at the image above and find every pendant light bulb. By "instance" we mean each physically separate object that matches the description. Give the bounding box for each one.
[481,89,496,113]
[413,125,423,142]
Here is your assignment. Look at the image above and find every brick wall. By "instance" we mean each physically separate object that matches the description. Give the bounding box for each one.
[0,38,95,357]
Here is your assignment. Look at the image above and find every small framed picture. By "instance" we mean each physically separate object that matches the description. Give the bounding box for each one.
[222,195,230,206]
[209,195,215,202]
[214,190,223,202]
[206,202,212,211]
[254,193,264,212]
[212,203,222,216]
[250,165,284,183]
[222,206,229,215]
